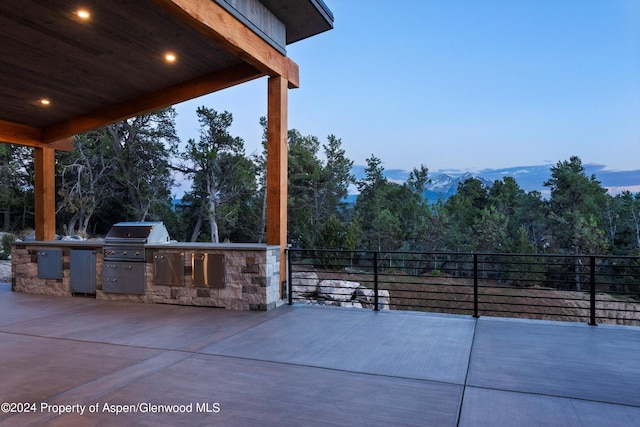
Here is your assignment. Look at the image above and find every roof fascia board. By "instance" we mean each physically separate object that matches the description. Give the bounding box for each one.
[215,0,286,55]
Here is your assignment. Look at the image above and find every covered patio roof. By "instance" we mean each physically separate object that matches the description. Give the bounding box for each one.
[0,0,332,146]
[0,0,333,287]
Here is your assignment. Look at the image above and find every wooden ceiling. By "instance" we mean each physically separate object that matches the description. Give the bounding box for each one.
[0,0,333,150]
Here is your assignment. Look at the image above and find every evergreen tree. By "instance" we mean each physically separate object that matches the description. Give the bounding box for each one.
[287,131,354,248]
[355,155,402,251]
[425,199,451,251]
[287,129,323,247]
[442,178,489,251]
[472,205,508,252]
[105,109,179,225]
[57,131,113,236]
[488,176,542,252]
[56,109,179,236]
[406,164,431,200]
[514,190,549,252]
[0,144,32,232]
[609,191,640,254]
[321,135,354,221]
[177,107,254,243]
[544,156,608,254]
[398,166,432,251]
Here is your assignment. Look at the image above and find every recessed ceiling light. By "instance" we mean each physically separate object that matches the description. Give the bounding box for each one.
[40,99,51,106]
[77,9,90,20]
[165,53,177,63]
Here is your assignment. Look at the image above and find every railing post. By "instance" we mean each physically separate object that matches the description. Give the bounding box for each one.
[473,253,479,318]
[589,255,597,326]
[373,251,379,311]
[287,248,293,305]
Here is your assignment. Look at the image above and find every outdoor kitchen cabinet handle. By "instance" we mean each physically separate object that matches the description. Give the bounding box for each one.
[154,255,165,259]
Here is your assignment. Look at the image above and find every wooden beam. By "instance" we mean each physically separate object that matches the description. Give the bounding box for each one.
[0,120,74,152]
[154,0,300,88]
[34,147,56,240]
[48,137,74,152]
[43,62,264,143]
[0,120,41,146]
[266,76,288,297]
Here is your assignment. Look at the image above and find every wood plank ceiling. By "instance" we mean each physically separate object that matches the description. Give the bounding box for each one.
[0,0,333,148]
[1,0,333,253]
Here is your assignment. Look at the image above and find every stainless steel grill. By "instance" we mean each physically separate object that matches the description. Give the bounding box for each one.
[103,221,170,261]
[103,221,170,294]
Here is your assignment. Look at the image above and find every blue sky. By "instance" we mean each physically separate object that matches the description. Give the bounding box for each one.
[175,0,640,179]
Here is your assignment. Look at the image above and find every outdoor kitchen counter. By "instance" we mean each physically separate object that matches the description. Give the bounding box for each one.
[141,242,283,310]
[11,241,284,311]
[145,242,280,250]
[11,240,103,297]
[12,240,104,248]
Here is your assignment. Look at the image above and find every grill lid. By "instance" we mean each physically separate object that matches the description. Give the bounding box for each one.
[105,221,170,244]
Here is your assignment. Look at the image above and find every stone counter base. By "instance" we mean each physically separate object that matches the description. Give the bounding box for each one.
[12,243,283,311]
[12,244,99,297]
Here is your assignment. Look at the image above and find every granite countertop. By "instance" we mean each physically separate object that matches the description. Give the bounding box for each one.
[145,242,280,250]
[14,240,280,250]
[12,240,103,248]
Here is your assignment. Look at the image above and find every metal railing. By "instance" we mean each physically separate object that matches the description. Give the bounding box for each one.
[287,249,640,326]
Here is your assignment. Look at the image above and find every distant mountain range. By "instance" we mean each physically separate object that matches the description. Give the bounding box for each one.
[350,163,640,202]
[424,172,494,200]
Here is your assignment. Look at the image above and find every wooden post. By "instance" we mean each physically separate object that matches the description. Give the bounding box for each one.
[34,146,56,240]
[266,76,288,298]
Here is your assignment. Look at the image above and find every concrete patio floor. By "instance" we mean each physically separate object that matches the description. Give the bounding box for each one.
[1,282,639,426]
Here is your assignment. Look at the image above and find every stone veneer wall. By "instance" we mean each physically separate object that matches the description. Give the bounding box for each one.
[11,242,282,311]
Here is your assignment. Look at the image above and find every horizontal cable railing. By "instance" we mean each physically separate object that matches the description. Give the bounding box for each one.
[287,249,640,326]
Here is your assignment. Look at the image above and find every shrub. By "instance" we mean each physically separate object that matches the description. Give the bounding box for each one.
[0,234,15,260]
